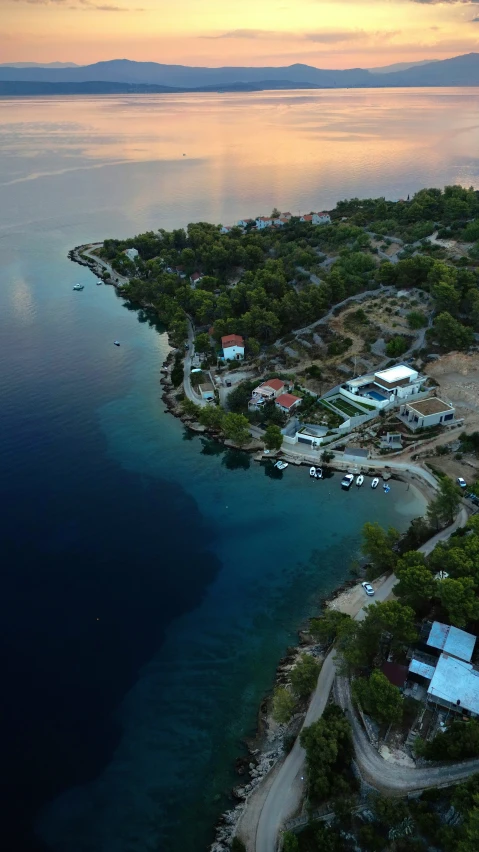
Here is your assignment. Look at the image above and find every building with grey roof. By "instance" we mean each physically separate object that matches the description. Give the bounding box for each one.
[427,654,479,718]
[426,621,476,663]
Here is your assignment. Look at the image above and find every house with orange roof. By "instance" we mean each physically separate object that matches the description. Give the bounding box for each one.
[248,378,289,409]
[275,392,302,414]
[255,216,273,230]
[221,334,245,361]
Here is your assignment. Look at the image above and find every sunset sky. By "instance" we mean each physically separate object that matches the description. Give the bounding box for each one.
[2,0,479,67]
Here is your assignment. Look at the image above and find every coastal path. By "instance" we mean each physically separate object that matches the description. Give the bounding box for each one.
[81,243,130,288]
[253,505,470,852]
[183,318,207,407]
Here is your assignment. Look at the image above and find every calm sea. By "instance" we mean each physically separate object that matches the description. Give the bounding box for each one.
[0,88,477,852]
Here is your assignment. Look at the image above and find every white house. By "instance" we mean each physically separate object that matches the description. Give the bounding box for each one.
[198,382,215,401]
[190,271,204,287]
[342,364,425,408]
[249,378,287,409]
[275,393,302,414]
[273,217,290,227]
[221,334,245,361]
[237,218,254,228]
[255,217,273,230]
[124,248,139,261]
[399,397,455,431]
[300,212,331,225]
[313,212,331,225]
[220,226,233,234]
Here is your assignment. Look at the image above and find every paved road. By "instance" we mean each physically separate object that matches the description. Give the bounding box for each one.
[82,244,130,287]
[183,319,206,407]
[335,675,479,794]
[254,505,470,852]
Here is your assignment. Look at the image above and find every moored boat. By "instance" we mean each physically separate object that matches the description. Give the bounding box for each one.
[309,466,316,477]
[371,477,379,489]
[114,340,120,346]
[341,473,354,489]
[356,474,364,487]
[73,283,84,291]
[383,483,391,494]
[315,467,323,479]
[275,460,288,470]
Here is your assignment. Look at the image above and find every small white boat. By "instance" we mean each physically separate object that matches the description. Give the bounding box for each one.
[275,461,288,470]
[383,483,391,494]
[341,473,354,489]
[310,466,316,477]
[73,283,84,291]
[96,279,103,285]
[114,340,120,347]
[356,474,364,487]
[371,477,379,489]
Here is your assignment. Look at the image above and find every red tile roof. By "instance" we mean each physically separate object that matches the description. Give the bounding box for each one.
[276,393,301,409]
[221,334,244,348]
[265,378,284,391]
[190,272,202,281]
[381,661,408,688]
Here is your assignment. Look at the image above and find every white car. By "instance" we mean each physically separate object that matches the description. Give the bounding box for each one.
[457,477,467,489]
[361,582,375,597]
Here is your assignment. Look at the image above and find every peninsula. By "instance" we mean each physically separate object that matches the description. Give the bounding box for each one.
[70,184,479,852]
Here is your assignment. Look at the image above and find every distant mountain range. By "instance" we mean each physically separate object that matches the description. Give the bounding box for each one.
[0,54,478,94]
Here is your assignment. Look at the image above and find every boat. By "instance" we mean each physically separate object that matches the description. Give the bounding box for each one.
[356,474,364,487]
[96,279,103,285]
[315,467,323,479]
[275,461,288,470]
[310,467,316,477]
[341,473,354,489]
[371,477,379,489]
[383,484,391,494]
[73,283,84,291]
[114,340,120,346]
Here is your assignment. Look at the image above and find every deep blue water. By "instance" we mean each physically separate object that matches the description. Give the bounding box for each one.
[1,90,477,852]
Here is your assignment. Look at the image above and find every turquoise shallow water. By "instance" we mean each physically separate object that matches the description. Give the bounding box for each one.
[0,90,476,852]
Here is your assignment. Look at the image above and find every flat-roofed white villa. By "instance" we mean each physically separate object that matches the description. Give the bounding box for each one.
[342,364,426,408]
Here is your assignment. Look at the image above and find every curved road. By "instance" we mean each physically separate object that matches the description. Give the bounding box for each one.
[254,505,469,852]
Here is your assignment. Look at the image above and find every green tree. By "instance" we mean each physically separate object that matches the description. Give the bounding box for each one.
[395,552,437,609]
[352,669,403,725]
[427,477,462,528]
[290,653,321,699]
[281,833,299,852]
[272,687,296,724]
[417,720,479,761]
[432,312,474,351]
[198,405,224,430]
[458,802,479,852]
[181,398,201,417]
[263,424,283,451]
[194,332,211,354]
[222,412,251,446]
[407,311,428,330]
[386,336,408,358]
[231,838,247,852]
[362,522,400,580]
[300,704,353,802]
[437,576,479,628]
[309,610,351,645]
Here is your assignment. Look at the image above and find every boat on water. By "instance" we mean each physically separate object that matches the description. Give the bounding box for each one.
[315,467,323,479]
[383,483,391,494]
[356,474,364,487]
[73,283,84,291]
[275,461,288,470]
[371,477,380,489]
[114,340,120,346]
[96,279,103,285]
[341,473,354,489]
[310,466,316,477]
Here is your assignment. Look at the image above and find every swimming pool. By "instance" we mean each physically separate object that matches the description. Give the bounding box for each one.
[367,390,387,402]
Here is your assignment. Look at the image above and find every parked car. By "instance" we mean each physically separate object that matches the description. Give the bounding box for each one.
[457,477,467,489]
[361,582,375,597]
